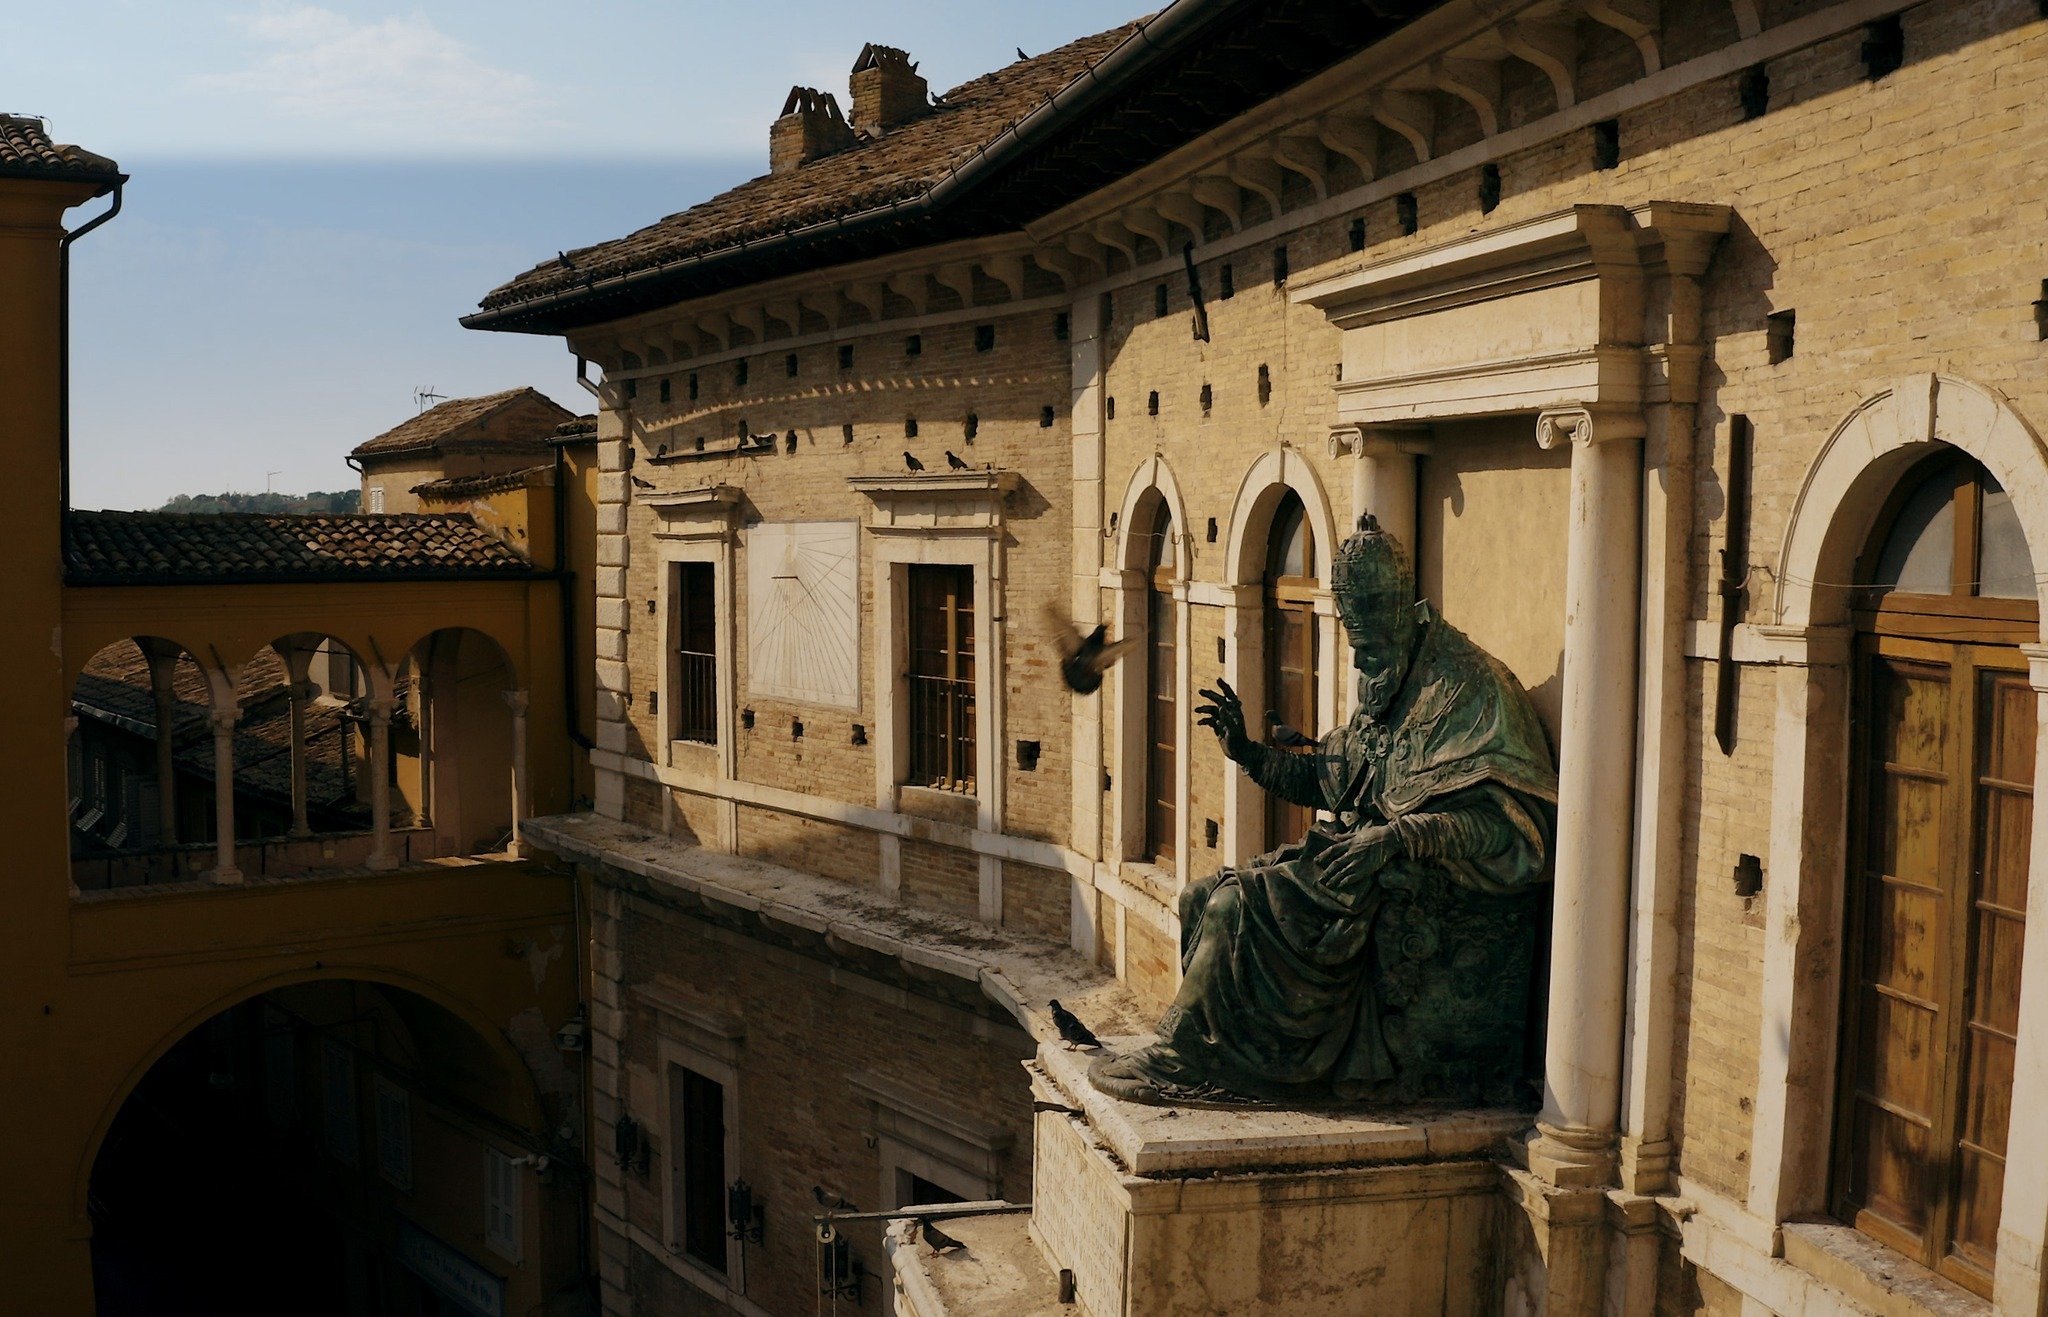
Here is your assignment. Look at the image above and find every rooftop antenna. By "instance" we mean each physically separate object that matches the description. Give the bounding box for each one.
[266,470,282,493]
[414,385,446,413]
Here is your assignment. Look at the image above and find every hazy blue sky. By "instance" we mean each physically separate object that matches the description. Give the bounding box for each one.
[7,1,1126,507]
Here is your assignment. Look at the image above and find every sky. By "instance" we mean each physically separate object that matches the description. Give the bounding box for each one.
[6,1,1127,508]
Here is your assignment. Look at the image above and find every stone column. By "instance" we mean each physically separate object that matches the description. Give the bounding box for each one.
[146,655,179,844]
[1329,424,1430,553]
[64,715,81,896]
[1528,405,1644,1187]
[287,680,313,838]
[365,697,396,871]
[208,707,243,884]
[505,689,530,856]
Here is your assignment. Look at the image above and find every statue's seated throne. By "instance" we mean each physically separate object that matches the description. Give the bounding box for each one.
[1371,879,1545,1107]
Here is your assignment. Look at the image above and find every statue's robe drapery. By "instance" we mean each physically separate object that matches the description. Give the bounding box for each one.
[1142,616,1557,1103]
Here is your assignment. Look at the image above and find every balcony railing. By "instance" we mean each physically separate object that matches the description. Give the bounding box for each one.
[675,649,717,744]
[70,826,439,891]
[907,673,975,792]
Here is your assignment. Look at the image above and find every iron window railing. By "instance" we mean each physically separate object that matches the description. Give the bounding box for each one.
[907,673,975,791]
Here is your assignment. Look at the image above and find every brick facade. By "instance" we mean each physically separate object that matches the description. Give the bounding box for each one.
[517,0,2048,1309]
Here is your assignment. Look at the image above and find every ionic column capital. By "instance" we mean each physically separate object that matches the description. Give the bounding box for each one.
[503,689,530,716]
[1535,405,1646,450]
[365,697,396,724]
[209,708,239,735]
[1327,422,1430,459]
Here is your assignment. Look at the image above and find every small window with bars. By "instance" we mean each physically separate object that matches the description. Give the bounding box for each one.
[672,562,718,744]
[906,564,976,792]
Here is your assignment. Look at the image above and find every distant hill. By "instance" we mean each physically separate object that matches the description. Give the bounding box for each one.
[154,490,362,516]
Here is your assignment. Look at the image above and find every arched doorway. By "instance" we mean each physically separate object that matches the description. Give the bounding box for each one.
[402,627,521,857]
[1263,490,1318,848]
[1835,449,2038,1296]
[88,979,562,1316]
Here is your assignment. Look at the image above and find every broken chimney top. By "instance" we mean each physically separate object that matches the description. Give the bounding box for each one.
[850,43,930,136]
[770,86,859,174]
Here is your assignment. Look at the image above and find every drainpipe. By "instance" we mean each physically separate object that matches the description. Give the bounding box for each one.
[58,180,123,522]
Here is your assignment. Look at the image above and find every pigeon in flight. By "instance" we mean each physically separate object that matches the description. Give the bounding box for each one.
[904,451,925,472]
[1266,713,1315,749]
[920,1219,967,1253]
[1049,999,1102,1050]
[1045,608,1138,695]
[945,450,971,470]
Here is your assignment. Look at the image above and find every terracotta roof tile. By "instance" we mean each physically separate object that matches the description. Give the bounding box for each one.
[65,510,532,584]
[0,115,122,184]
[351,386,573,458]
[412,464,553,501]
[476,23,1139,313]
[73,643,365,815]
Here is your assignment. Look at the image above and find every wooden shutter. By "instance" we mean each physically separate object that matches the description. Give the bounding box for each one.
[1838,639,2033,1296]
[485,1149,522,1262]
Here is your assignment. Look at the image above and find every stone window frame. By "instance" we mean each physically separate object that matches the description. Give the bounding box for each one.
[848,1072,1012,1210]
[1206,447,1344,867]
[1753,374,2048,1316]
[848,472,1017,830]
[650,487,742,847]
[637,983,749,1295]
[1107,455,1195,887]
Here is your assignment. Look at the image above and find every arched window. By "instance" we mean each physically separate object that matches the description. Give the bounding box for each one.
[1142,498,1176,863]
[1263,492,1317,849]
[1838,451,2038,1295]
[1859,452,2038,638]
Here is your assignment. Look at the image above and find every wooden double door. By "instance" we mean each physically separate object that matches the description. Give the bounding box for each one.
[1839,634,2034,1295]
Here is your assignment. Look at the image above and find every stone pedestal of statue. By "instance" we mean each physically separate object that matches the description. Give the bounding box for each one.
[1026,1040,1529,1316]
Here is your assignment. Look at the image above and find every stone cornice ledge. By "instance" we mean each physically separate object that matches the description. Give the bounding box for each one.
[642,483,742,513]
[848,470,1021,500]
[525,812,1145,1043]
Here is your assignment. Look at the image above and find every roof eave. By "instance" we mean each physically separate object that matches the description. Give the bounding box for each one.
[461,0,1248,337]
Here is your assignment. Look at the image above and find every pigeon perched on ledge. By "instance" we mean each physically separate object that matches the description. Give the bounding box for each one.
[1049,999,1101,1050]
[920,1219,967,1253]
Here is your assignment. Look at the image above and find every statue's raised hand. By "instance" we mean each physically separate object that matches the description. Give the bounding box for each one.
[1195,679,1255,763]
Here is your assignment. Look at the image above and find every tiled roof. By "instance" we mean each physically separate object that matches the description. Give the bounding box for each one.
[412,464,553,500]
[553,416,598,442]
[0,115,122,184]
[351,387,572,458]
[73,643,366,816]
[65,510,532,584]
[475,23,1139,314]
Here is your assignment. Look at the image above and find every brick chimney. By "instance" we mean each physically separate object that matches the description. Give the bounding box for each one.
[849,44,930,137]
[770,87,858,174]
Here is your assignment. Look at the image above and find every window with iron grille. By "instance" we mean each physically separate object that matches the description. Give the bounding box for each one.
[906,564,975,792]
[672,563,717,744]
